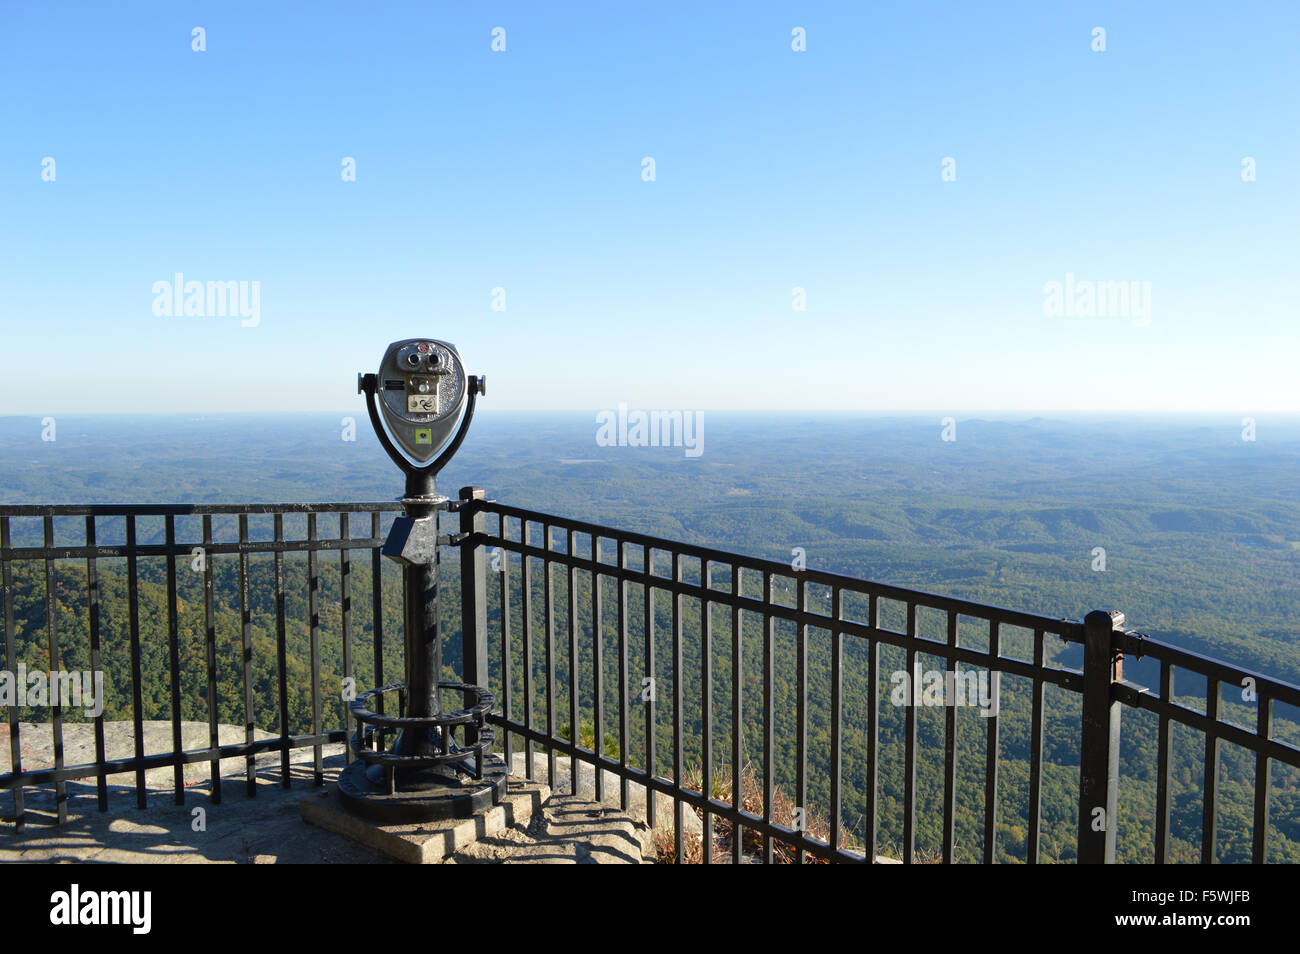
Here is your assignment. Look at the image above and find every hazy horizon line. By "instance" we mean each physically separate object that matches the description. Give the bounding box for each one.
[3,409,1299,419]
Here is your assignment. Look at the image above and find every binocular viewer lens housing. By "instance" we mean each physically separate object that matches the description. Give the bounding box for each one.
[367,339,469,465]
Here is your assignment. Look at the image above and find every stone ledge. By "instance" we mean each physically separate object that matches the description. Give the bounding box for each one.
[299,776,548,864]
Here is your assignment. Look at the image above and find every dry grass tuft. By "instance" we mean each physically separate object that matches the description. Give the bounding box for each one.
[650,763,860,864]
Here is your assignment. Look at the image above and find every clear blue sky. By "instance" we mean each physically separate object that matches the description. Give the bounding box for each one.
[1,1,1296,413]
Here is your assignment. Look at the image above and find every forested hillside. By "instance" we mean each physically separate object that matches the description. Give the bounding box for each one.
[2,412,1298,862]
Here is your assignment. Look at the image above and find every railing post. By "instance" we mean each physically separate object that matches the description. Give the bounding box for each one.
[459,487,489,742]
[1077,609,1124,864]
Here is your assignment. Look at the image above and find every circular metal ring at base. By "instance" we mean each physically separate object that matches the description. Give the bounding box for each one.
[336,754,508,824]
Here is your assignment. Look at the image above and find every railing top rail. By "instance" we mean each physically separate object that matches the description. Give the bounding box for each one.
[1119,628,1300,709]
[0,501,404,517]
[476,499,1083,639]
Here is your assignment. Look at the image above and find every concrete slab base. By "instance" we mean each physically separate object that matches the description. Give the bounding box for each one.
[299,775,548,864]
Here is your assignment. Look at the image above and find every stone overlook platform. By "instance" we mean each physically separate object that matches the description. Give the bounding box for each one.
[0,722,687,864]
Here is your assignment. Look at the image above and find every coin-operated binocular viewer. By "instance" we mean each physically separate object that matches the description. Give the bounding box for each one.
[342,339,505,822]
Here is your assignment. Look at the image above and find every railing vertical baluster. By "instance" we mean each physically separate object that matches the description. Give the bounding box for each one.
[274,513,290,786]
[643,547,655,828]
[866,592,879,862]
[307,513,322,786]
[203,515,221,802]
[982,619,1000,863]
[165,515,184,804]
[567,529,578,795]
[340,513,353,766]
[1252,695,1271,863]
[43,516,66,824]
[616,540,626,811]
[616,540,628,810]
[371,511,385,751]
[1026,628,1045,864]
[903,602,916,864]
[125,515,146,808]
[763,569,774,864]
[522,522,534,779]
[1,516,23,831]
[795,576,807,865]
[1154,660,1172,863]
[240,515,255,794]
[829,584,841,862]
[702,561,713,865]
[84,516,108,811]
[1202,678,1220,864]
[498,517,512,771]
[672,550,683,864]
[733,567,745,864]
[592,536,604,803]
[942,610,958,863]
[544,524,556,791]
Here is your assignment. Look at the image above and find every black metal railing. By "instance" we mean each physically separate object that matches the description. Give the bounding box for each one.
[0,502,401,829]
[1107,630,1299,864]
[459,492,1300,865]
[3,494,1298,864]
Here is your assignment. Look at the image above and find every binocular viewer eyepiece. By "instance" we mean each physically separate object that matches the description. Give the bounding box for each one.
[398,341,446,373]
